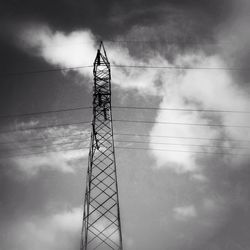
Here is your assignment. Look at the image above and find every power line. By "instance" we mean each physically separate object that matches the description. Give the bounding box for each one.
[0,117,249,136]
[0,138,89,153]
[0,120,90,134]
[1,63,249,78]
[114,119,250,129]
[1,105,249,120]
[0,116,249,137]
[1,130,249,146]
[0,65,92,77]
[115,146,249,156]
[114,132,250,143]
[3,138,249,153]
[1,146,89,159]
[2,144,248,159]
[115,140,250,150]
[0,132,90,145]
[0,106,91,119]
[0,132,250,145]
[111,64,250,71]
[112,106,250,114]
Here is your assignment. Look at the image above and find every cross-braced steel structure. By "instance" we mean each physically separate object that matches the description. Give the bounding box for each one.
[80,42,123,250]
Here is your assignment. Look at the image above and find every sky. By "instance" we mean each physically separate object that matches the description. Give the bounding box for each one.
[0,0,250,250]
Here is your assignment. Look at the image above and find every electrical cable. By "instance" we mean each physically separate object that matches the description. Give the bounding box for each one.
[1,144,248,159]
[1,105,250,119]
[0,117,249,137]
[114,119,250,129]
[111,64,250,71]
[2,130,249,146]
[0,120,90,134]
[115,139,250,150]
[114,132,250,142]
[112,106,250,114]
[1,146,89,159]
[115,146,249,156]
[0,107,91,119]
[2,138,249,153]
[0,138,89,153]
[1,63,249,78]
[0,132,90,145]
[0,65,92,77]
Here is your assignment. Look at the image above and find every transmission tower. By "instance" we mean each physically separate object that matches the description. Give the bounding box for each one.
[80,42,123,250]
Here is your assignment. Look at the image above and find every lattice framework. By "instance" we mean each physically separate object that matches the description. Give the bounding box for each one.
[81,42,123,250]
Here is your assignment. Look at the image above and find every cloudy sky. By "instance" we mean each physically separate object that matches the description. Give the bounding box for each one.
[1,0,250,249]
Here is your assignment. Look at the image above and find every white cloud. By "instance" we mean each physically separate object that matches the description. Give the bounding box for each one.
[19,25,96,77]
[11,149,88,176]
[18,24,165,95]
[173,205,197,221]
[3,124,90,176]
[150,53,250,173]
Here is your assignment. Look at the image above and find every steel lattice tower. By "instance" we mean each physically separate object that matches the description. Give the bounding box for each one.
[80,42,123,250]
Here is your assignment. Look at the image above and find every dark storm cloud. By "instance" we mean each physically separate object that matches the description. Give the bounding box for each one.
[0,0,235,86]
[0,0,236,88]
[1,0,233,38]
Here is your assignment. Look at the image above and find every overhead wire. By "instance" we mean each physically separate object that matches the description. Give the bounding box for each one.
[2,138,249,153]
[0,139,88,153]
[1,41,249,158]
[0,117,249,137]
[115,139,250,150]
[0,65,92,77]
[111,64,250,71]
[114,132,250,143]
[0,120,90,134]
[1,146,89,159]
[0,105,249,120]
[0,131,90,145]
[112,106,250,114]
[0,106,91,119]
[1,143,249,159]
[1,63,250,78]
[1,130,250,146]
[0,118,249,136]
[1,39,249,78]
[114,119,250,129]
[115,146,249,156]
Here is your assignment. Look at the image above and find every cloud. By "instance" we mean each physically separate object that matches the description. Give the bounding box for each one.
[0,120,90,176]
[173,205,197,221]
[150,52,250,173]
[1,3,250,250]
[11,149,88,176]
[16,24,166,95]
[18,24,96,76]
[7,207,82,250]
[16,23,250,178]
[3,206,121,250]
